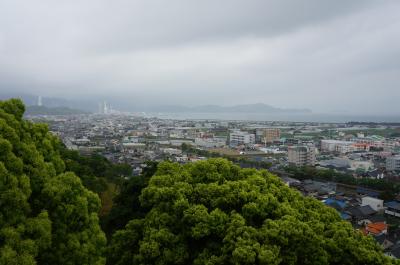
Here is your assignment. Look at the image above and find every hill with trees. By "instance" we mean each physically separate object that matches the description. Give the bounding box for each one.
[0,98,397,264]
[0,99,105,265]
[108,159,396,265]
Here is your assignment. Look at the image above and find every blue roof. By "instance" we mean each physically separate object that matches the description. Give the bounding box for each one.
[385,201,400,208]
[324,198,346,209]
[340,213,351,220]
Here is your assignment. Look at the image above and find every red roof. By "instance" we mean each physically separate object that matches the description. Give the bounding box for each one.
[365,222,387,235]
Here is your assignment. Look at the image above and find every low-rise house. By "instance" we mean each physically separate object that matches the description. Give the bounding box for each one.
[324,198,346,212]
[161,148,182,156]
[363,222,388,236]
[364,169,385,179]
[385,201,400,218]
[374,234,393,250]
[361,196,384,212]
[302,180,336,197]
[195,137,226,148]
[387,244,400,259]
[280,176,301,187]
[356,187,380,198]
[346,205,377,225]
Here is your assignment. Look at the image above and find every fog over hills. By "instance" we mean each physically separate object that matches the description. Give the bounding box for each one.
[1,93,310,114]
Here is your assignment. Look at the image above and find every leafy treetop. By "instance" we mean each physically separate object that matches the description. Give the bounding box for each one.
[0,99,106,265]
[108,158,396,265]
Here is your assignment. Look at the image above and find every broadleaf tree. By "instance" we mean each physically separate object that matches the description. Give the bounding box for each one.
[0,99,106,265]
[108,158,397,265]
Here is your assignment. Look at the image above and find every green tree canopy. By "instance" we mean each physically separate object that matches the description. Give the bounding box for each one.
[0,99,106,265]
[102,161,158,237]
[108,158,396,265]
[60,148,133,194]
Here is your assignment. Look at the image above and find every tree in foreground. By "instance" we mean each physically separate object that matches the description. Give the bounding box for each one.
[0,99,106,265]
[108,158,396,265]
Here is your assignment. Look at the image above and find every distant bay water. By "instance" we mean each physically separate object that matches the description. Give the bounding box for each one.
[147,112,400,123]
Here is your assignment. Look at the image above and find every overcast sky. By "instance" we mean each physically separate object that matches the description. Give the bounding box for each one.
[0,0,399,114]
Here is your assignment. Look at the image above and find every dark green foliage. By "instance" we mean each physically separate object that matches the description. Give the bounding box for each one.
[60,149,132,193]
[0,99,106,265]
[108,158,396,265]
[102,161,158,237]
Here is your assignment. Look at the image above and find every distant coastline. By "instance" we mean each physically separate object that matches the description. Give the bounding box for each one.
[147,112,400,123]
[147,103,312,114]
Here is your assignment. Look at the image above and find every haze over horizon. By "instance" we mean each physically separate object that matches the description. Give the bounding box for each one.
[1,1,400,115]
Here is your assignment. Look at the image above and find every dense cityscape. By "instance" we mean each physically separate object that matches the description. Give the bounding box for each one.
[24,99,400,258]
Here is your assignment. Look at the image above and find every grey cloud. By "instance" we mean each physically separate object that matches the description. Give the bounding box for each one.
[0,0,399,115]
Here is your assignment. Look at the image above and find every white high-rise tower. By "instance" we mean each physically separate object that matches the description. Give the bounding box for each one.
[103,101,108,114]
[37,96,42,106]
[98,101,110,114]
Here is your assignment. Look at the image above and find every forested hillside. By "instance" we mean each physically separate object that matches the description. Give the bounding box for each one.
[0,99,397,264]
[107,159,396,265]
[0,99,105,264]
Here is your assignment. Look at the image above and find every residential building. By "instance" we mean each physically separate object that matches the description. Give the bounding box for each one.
[321,140,352,153]
[385,201,400,218]
[261,128,281,144]
[346,205,377,225]
[195,137,226,148]
[229,131,255,147]
[364,222,388,236]
[321,140,370,154]
[288,144,316,166]
[387,155,400,172]
[161,148,182,156]
[362,196,384,212]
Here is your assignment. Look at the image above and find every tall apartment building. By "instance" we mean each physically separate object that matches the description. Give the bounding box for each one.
[387,155,400,172]
[288,145,316,166]
[262,128,281,144]
[229,131,255,147]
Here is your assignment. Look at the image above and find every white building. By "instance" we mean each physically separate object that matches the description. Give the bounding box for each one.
[321,140,370,154]
[387,155,400,172]
[321,140,352,153]
[195,137,226,148]
[361,196,384,212]
[288,144,316,166]
[161,148,182,156]
[229,131,255,147]
[122,142,146,150]
[318,158,374,172]
[98,101,113,114]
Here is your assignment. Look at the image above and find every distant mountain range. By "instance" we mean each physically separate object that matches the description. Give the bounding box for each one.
[23,103,310,116]
[25,105,90,116]
[0,93,97,112]
[150,103,312,114]
[1,93,312,114]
